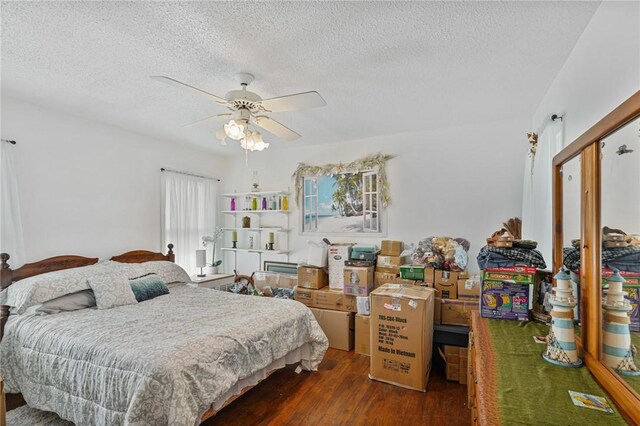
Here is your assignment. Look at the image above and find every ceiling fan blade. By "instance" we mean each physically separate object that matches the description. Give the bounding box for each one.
[183,113,233,128]
[151,76,228,105]
[259,91,326,113]
[252,116,301,141]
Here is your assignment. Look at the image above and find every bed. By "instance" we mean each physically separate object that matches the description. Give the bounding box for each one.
[0,245,328,425]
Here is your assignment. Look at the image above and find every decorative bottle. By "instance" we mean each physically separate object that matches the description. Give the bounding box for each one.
[282,195,289,211]
[252,197,258,211]
[261,197,267,210]
[230,198,236,211]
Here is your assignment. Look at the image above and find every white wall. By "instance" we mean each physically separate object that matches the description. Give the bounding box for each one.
[1,96,228,265]
[532,1,640,142]
[222,119,529,274]
[531,0,640,256]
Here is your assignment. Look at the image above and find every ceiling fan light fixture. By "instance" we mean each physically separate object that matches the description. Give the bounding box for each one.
[224,119,246,140]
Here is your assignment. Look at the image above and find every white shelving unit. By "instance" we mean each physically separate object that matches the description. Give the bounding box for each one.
[220,190,291,273]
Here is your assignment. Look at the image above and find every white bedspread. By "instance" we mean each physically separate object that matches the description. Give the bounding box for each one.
[0,286,328,425]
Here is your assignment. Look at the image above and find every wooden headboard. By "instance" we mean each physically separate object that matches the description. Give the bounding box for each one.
[110,244,174,263]
[0,244,174,341]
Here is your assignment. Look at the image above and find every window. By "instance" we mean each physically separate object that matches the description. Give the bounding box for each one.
[301,170,382,235]
[161,171,217,274]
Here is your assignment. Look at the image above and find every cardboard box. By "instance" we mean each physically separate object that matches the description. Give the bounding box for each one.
[434,269,460,289]
[423,267,435,285]
[369,284,435,391]
[376,265,401,274]
[298,266,328,289]
[480,279,530,321]
[355,314,371,356]
[441,346,468,383]
[375,271,399,289]
[309,308,354,351]
[380,240,404,256]
[344,266,374,297]
[400,265,426,281]
[434,297,442,324]
[457,277,481,299]
[394,277,417,286]
[328,244,353,290]
[377,255,405,268]
[441,299,478,326]
[307,243,328,268]
[295,287,357,312]
[435,277,458,299]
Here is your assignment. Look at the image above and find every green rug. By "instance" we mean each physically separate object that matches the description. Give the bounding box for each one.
[485,319,627,425]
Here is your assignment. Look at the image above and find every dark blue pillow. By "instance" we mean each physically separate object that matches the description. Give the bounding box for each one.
[129,274,170,302]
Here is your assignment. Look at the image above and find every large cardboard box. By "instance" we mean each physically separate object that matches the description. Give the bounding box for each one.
[434,297,442,324]
[295,287,357,312]
[344,266,374,297]
[375,265,401,274]
[369,284,435,391]
[298,266,328,289]
[423,267,435,286]
[435,277,458,299]
[309,308,354,351]
[457,277,481,299]
[434,269,460,290]
[381,240,404,256]
[328,244,354,290]
[377,255,405,268]
[355,314,371,356]
[375,271,399,289]
[441,299,478,326]
[394,277,417,286]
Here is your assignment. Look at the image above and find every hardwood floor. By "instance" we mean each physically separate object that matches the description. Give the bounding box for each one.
[204,348,469,426]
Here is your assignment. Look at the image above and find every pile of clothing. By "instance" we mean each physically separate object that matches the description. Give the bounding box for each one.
[476,218,547,269]
[410,236,470,271]
[477,245,547,270]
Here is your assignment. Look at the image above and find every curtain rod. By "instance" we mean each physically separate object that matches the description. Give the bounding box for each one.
[2,139,16,145]
[161,168,220,182]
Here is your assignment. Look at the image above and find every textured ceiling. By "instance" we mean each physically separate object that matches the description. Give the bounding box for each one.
[1,1,600,155]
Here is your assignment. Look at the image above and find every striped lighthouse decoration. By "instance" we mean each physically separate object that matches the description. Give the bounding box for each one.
[602,269,640,376]
[543,268,583,367]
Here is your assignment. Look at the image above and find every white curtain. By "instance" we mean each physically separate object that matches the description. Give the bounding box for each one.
[161,171,217,275]
[522,119,564,266]
[0,141,25,267]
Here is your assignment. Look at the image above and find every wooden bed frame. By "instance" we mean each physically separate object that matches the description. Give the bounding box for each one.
[0,243,277,422]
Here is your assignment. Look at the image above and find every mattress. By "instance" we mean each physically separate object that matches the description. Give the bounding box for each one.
[0,286,328,425]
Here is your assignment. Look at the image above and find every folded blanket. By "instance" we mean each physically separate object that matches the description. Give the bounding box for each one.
[477,245,547,270]
[564,246,640,273]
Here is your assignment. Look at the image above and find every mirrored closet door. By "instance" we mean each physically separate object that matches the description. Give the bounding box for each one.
[599,116,640,394]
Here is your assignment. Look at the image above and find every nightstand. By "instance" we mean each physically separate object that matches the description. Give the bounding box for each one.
[190,273,235,291]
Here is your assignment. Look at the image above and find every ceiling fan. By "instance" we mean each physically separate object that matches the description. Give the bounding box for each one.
[151,73,326,151]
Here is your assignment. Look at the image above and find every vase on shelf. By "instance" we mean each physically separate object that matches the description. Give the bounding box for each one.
[230,198,236,211]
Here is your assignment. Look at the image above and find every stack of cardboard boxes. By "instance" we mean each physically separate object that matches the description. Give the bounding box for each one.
[295,265,355,351]
[433,270,480,326]
[442,345,468,384]
[374,240,405,287]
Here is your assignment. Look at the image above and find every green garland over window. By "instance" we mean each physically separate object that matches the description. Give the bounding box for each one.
[292,153,394,207]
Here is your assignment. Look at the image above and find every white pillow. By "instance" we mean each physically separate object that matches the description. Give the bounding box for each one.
[88,273,138,310]
[3,261,123,314]
[128,261,191,284]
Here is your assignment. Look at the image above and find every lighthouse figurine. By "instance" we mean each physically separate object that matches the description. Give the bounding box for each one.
[543,268,583,367]
[602,269,640,376]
